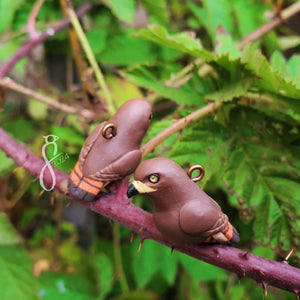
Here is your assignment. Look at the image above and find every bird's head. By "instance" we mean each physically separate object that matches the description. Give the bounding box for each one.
[127,157,189,201]
[110,99,152,144]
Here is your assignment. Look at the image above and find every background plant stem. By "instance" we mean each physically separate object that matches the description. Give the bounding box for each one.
[66,5,116,115]
[0,2,93,78]
[112,222,129,292]
[142,101,222,157]
[0,77,96,121]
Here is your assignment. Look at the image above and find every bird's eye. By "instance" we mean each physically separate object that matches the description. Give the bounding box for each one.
[149,113,153,120]
[148,173,159,183]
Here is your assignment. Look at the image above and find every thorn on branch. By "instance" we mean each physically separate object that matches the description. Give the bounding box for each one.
[239,251,249,260]
[283,247,295,264]
[170,246,174,256]
[262,281,268,298]
[137,238,144,253]
[213,248,220,258]
[130,232,135,243]
[65,201,71,208]
[239,266,246,278]
[1,128,300,293]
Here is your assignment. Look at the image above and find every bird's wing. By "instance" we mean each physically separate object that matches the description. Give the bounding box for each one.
[78,122,106,168]
[179,200,227,236]
[89,149,142,182]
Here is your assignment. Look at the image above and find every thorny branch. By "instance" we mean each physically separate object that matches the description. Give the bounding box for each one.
[1,0,300,296]
[0,127,299,295]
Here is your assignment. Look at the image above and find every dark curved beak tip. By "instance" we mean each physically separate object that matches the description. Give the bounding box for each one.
[127,184,139,198]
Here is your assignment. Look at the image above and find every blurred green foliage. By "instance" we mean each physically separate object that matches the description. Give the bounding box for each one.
[0,0,300,299]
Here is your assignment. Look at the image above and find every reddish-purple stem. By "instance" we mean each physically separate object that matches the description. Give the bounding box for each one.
[0,127,299,295]
[27,0,45,39]
[0,2,92,78]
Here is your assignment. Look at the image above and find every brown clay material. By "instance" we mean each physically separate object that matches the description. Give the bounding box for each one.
[68,99,152,201]
[127,157,239,245]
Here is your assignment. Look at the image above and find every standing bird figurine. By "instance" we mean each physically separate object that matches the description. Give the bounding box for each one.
[68,99,152,202]
[127,157,239,245]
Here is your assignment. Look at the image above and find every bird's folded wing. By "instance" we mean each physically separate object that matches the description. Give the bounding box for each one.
[179,200,227,236]
[90,150,142,182]
[78,122,106,168]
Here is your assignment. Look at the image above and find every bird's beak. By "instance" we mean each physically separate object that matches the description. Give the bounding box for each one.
[127,180,157,198]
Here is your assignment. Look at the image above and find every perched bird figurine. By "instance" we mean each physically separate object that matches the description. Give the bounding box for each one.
[68,99,152,202]
[127,157,239,245]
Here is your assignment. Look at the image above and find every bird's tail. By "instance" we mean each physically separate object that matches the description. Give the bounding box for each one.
[222,222,240,243]
[204,222,240,244]
[68,162,103,202]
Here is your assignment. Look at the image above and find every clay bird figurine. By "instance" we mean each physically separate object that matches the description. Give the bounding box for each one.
[68,99,152,202]
[127,157,239,244]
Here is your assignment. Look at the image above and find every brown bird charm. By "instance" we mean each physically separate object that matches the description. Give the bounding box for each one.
[68,99,152,202]
[127,157,239,245]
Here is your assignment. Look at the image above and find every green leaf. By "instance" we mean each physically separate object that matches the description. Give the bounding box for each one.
[175,252,227,281]
[0,40,26,75]
[278,36,300,51]
[171,106,300,252]
[230,0,269,38]
[241,45,300,101]
[138,0,168,25]
[134,24,213,60]
[51,126,84,146]
[131,239,177,288]
[98,31,157,66]
[0,213,22,245]
[143,119,179,159]
[170,119,231,185]
[0,245,39,300]
[0,214,38,300]
[270,51,287,76]
[121,64,206,105]
[95,253,114,299]
[102,0,136,24]
[38,272,94,300]
[2,118,35,142]
[223,139,300,248]
[286,55,300,88]
[59,240,91,276]
[0,151,15,176]
[205,77,253,102]
[206,55,255,102]
[216,34,241,59]
[103,75,143,108]
[27,98,48,120]
[187,0,234,44]
[0,0,24,33]
[86,29,107,55]
[110,289,159,300]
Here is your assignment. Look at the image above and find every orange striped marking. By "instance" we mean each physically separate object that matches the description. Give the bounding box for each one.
[222,223,233,241]
[70,162,103,195]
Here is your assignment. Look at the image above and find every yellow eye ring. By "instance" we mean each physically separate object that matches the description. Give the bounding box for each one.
[148,174,160,183]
